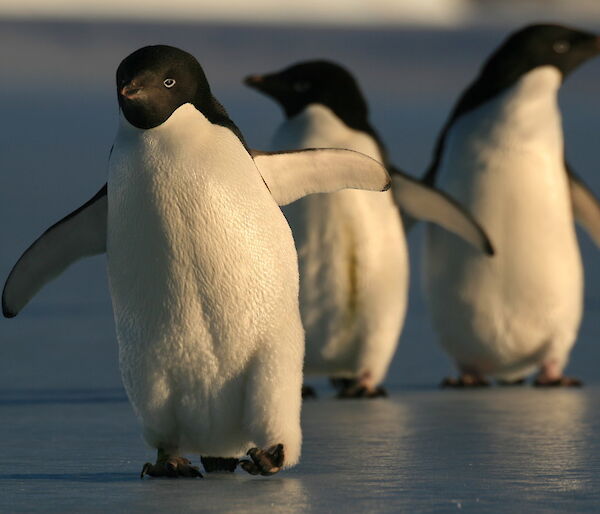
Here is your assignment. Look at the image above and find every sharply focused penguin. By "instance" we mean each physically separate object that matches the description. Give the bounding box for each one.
[245,60,494,398]
[2,46,392,476]
[423,24,600,387]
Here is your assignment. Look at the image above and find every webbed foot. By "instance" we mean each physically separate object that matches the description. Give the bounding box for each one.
[534,376,583,387]
[201,456,239,473]
[141,449,202,478]
[441,374,490,388]
[240,444,284,476]
[330,377,387,399]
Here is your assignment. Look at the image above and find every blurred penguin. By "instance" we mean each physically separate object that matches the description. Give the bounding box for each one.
[423,24,600,387]
[246,61,493,398]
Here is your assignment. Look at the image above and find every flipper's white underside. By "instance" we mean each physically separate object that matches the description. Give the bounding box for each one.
[253,148,391,206]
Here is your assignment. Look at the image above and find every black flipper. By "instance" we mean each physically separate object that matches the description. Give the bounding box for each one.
[2,185,107,317]
[390,166,494,256]
[566,163,600,248]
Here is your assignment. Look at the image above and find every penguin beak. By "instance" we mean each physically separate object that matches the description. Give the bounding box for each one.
[244,74,265,88]
[120,83,143,99]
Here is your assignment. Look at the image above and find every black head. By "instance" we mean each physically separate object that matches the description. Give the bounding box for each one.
[482,24,599,81]
[456,25,600,120]
[244,60,369,123]
[423,24,600,185]
[117,45,212,129]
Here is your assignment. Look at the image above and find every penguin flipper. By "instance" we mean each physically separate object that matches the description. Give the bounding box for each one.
[567,167,600,248]
[390,166,494,256]
[251,148,390,206]
[2,185,107,318]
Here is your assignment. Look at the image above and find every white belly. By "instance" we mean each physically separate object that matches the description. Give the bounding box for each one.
[107,104,303,457]
[425,67,583,378]
[273,104,407,384]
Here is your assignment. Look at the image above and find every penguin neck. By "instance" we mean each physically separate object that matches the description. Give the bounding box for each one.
[453,66,563,150]
[479,67,562,132]
[492,66,562,119]
[276,104,386,162]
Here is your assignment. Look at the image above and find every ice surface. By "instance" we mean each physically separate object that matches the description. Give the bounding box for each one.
[1,20,600,513]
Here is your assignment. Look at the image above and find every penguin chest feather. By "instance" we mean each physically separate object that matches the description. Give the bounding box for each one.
[274,104,407,378]
[106,104,300,448]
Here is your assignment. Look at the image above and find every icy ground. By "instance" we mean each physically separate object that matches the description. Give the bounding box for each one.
[1,20,600,513]
[2,387,600,513]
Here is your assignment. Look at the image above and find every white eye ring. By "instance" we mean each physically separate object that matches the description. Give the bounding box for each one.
[293,81,310,92]
[164,78,176,88]
[553,40,570,54]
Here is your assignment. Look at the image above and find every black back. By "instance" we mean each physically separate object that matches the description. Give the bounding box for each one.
[245,60,390,166]
[424,24,600,184]
[117,45,246,145]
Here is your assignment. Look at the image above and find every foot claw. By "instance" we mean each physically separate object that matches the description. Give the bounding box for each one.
[441,375,490,388]
[534,376,583,387]
[241,444,284,476]
[331,377,387,399]
[140,456,202,479]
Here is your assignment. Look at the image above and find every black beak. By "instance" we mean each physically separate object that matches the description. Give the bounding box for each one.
[120,83,143,99]
[244,74,265,88]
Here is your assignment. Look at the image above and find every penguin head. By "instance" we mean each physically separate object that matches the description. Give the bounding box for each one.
[117,45,212,129]
[481,24,600,83]
[244,60,369,122]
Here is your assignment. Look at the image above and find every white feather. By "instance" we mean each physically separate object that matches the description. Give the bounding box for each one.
[108,103,303,465]
[254,148,390,206]
[272,104,407,385]
[425,67,583,380]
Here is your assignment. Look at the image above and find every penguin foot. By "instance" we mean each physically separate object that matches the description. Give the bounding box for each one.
[330,377,387,399]
[441,374,490,388]
[200,456,239,473]
[497,378,526,386]
[533,376,583,387]
[240,444,284,476]
[141,450,202,478]
[302,385,318,399]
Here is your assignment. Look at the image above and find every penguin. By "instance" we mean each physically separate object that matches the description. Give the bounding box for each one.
[422,24,600,387]
[2,45,392,476]
[244,60,494,398]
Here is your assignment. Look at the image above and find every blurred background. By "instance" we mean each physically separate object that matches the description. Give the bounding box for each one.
[1,0,599,391]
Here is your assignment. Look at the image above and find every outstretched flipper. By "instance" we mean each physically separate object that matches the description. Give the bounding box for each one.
[567,165,600,248]
[390,166,494,256]
[2,185,107,318]
[252,148,391,206]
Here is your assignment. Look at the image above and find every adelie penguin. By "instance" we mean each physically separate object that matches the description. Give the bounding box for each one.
[423,24,600,387]
[245,61,494,399]
[2,45,392,477]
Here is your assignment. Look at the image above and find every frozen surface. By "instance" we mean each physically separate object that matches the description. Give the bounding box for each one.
[1,20,600,513]
[2,387,600,513]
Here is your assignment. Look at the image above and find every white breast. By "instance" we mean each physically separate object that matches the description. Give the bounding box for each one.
[106,104,302,455]
[425,67,583,378]
[274,104,407,384]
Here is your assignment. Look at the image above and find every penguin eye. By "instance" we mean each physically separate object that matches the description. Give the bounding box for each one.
[163,78,176,88]
[553,40,570,54]
[293,81,311,93]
